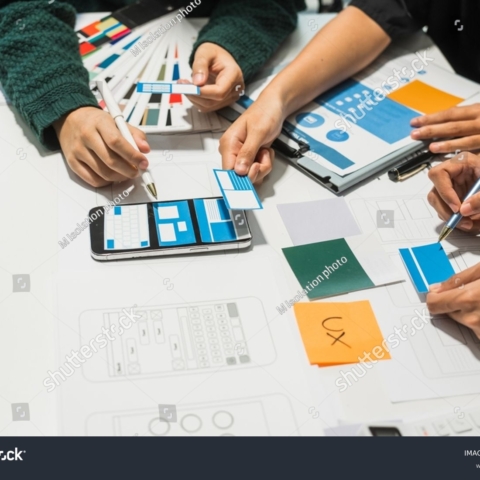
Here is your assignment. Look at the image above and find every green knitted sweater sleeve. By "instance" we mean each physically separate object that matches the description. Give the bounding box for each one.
[191,0,305,82]
[0,1,99,150]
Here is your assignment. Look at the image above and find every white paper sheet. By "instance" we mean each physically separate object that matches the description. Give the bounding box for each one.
[54,257,334,435]
[348,194,480,402]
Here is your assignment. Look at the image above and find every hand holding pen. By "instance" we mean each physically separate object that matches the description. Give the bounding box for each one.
[96,80,157,198]
[427,151,480,239]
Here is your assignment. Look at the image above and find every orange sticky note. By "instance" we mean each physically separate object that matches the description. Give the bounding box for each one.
[294,301,391,367]
[387,80,464,115]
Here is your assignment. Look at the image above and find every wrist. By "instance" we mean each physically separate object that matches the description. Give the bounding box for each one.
[256,87,288,123]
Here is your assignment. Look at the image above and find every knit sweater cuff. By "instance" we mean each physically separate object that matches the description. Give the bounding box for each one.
[191,21,276,82]
[27,83,99,151]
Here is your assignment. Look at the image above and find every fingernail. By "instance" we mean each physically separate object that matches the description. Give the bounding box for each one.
[235,162,249,175]
[139,160,148,170]
[410,117,421,127]
[449,203,459,213]
[430,143,442,153]
[460,202,473,216]
[193,73,204,85]
[411,130,421,139]
[429,283,441,292]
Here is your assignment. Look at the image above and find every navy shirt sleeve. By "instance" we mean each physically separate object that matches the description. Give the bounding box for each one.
[349,0,423,40]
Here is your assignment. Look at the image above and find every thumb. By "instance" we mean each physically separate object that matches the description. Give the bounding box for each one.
[235,132,269,176]
[191,52,211,86]
[460,192,480,217]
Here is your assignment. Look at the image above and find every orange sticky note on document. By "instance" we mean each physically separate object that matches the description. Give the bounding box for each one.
[387,80,464,115]
[294,301,391,367]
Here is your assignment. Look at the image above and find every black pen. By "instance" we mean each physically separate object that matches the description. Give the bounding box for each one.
[388,148,433,181]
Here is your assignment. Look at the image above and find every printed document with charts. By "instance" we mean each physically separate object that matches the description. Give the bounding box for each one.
[233,47,480,177]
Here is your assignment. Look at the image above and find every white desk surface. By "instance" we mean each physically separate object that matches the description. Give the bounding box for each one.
[1,13,479,436]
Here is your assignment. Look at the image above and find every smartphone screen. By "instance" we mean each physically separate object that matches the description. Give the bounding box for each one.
[90,197,251,257]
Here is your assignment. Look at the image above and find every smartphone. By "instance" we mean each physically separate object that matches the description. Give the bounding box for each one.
[89,197,252,261]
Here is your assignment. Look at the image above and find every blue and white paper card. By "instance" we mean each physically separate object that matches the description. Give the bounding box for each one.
[137,82,200,95]
[399,243,455,293]
[213,169,263,211]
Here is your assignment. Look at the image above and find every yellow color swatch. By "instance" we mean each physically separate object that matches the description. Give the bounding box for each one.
[98,16,119,31]
[387,80,464,115]
[106,24,128,38]
[294,301,391,367]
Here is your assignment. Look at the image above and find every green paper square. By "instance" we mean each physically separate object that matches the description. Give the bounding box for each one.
[282,238,374,299]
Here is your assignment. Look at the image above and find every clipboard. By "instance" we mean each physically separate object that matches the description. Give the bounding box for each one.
[218,106,425,194]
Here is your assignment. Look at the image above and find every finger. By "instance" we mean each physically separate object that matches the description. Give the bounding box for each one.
[128,124,150,153]
[68,158,111,188]
[429,135,480,154]
[411,105,479,127]
[252,147,274,184]
[235,130,271,176]
[190,96,238,113]
[199,69,242,101]
[82,148,129,183]
[426,288,464,315]
[186,96,220,112]
[460,192,480,216]
[191,52,210,86]
[411,121,480,141]
[429,264,480,294]
[248,162,260,184]
[219,122,245,171]
[427,188,455,221]
[428,163,464,213]
[96,122,149,171]
[84,131,142,179]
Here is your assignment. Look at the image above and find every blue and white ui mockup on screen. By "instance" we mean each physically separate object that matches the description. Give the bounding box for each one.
[103,198,250,250]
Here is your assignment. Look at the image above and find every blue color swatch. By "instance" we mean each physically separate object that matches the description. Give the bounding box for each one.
[399,243,455,293]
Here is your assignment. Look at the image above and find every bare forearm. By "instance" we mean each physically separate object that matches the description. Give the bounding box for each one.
[261,6,391,118]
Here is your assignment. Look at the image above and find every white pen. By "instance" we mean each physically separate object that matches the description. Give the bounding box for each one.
[95,79,157,199]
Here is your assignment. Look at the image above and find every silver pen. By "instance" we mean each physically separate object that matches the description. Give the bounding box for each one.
[438,177,480,241]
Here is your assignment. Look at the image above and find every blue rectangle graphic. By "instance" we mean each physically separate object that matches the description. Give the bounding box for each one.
[399,248,428,293]
[400,243,455,293]
[213,169,262,211]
